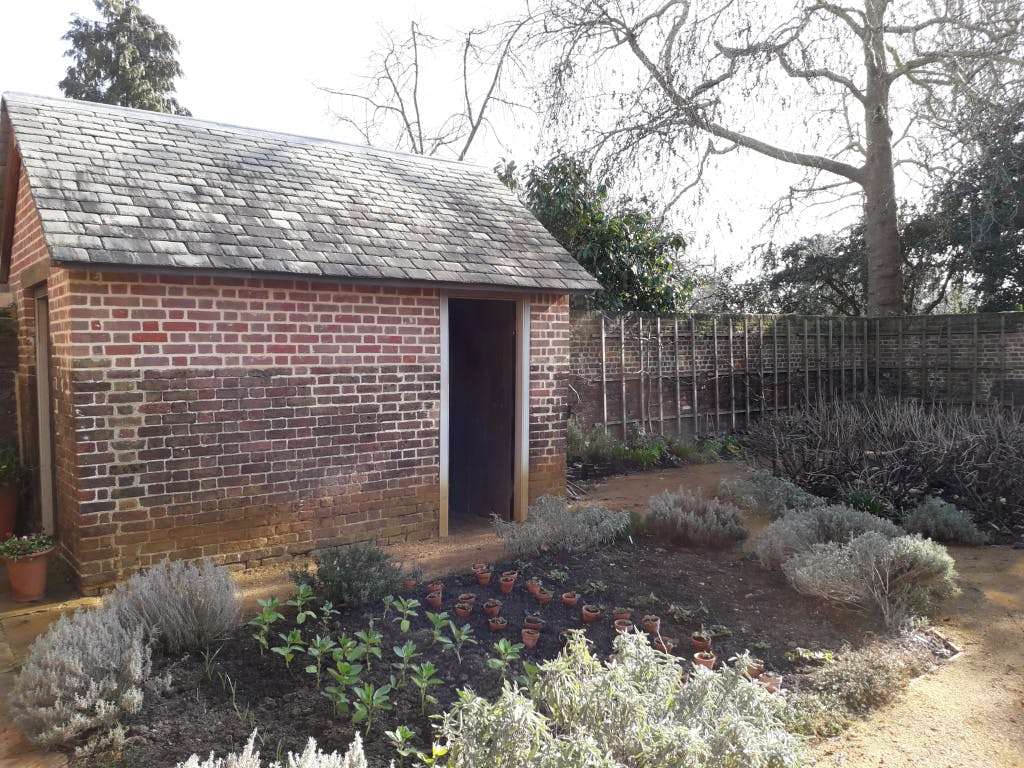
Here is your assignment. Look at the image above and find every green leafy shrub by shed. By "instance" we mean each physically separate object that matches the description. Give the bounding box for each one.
[293,541,403,608]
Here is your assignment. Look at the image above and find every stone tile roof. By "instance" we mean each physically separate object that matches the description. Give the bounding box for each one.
[0,94,599,292]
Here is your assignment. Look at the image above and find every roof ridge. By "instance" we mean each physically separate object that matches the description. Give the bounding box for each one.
[1,92,492,173]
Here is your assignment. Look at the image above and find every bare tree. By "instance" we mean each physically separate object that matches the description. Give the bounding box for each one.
[322,18,529,160]
[535,0,1024,315]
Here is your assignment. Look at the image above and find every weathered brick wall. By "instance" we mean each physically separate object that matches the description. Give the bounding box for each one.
[528,293,570,499]
[571,309,1024,439]
[61,272,443,588]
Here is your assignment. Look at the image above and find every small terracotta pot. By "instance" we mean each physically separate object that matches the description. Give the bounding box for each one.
[426,592,442,609]
[483,599,502,617]
[471,562,487,573]
[562,591,580,606]
[521,628,540,649]
[488,616,508,632]
[642,615,661,635]
[402,578,418,590]
[652,636,675,654]
[4,548,53,603]
[525,578,542,595]
[427,583,443,594]
[758,672,783,693]
[523,614,546,631]
[499,576,516,595]
[501,570,519,582]
[582,604,601,622]
[746,658,766,679]
[612,608,632,622]
[454,602,473,618]
[475,570,492,586]
[614,618,634,634]
[457,592,477,605]
[691,633,712,652]
[536,588,554,606]
[694,651,717,670]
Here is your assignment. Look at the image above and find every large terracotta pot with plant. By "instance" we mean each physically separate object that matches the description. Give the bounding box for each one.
[0,448,26,537]
[1,532,55,602]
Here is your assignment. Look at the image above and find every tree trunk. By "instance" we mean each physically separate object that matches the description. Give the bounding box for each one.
[862,0,904,317]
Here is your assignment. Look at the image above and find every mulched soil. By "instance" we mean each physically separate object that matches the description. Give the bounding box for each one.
[117,534,885,767]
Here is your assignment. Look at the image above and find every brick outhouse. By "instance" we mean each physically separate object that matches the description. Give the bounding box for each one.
[0,94,598,591]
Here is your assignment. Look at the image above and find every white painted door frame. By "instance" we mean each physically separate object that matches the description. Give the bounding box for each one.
[34,287,55,534]
[439,294,530,537]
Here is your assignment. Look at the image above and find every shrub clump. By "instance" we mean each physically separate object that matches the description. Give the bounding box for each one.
[717,470,824,518]
[293,542,403,608]
[177,731,375,768]
[440,632,808,767]
[807,644,924,714]
[756,504,902,568]
[783,532,959,629]
[493,496,629,557]
[8,605,153,753]
[646,489,748,548]
[901,497,988,545]
[106,557,241,654]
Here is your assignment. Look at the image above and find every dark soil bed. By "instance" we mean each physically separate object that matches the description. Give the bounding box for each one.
[118,537,882,767]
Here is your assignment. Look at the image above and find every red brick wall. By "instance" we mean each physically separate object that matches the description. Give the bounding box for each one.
[528,294,570,499]
[62,272,443,587]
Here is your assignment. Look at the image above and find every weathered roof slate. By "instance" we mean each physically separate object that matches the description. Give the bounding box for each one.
[0,93,599,292]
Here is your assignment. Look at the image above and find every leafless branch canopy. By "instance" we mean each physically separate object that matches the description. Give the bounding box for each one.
[322,17,530,159]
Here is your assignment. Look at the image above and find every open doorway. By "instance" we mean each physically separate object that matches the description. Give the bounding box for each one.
[446,298,517,530]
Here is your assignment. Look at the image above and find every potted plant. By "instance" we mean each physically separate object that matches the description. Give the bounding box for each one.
[582,604,601,622]
[471,562,488,573]
[457,592,477,605]
[536,587,554,606]
[613,618,634,634]
[501,570,519,582]
[454,601,473,618]
[693,651,717,670]
[523,612,546,631]
[426,590,443,609]
[746,657,766,679]
[758,671,783,693]
[499,575,516,595]
[612,607,632,621]
[488,615,508,632]
[521,628,540,649]
[525,577,542,595]
[0,448,26,537]
[652,636,675,654]
[474,568,492,586]
[483,598,502,617]
[562,591,580,606]
[427,582,443,594]
[691,630,712,652]
[401,565,423,590]
[0,531,55,603]
[642,614,661,634]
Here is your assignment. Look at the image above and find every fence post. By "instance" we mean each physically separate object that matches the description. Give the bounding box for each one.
[657,317,664,435]
[729,317,736,430]
[619,316,627,439]
[691,315,699,437]
[674,316,681,434]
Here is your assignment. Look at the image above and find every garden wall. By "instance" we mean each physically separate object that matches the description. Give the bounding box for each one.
[570,309,1024,439]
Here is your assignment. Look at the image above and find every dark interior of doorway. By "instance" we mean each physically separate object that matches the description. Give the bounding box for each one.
[448,298,516,529]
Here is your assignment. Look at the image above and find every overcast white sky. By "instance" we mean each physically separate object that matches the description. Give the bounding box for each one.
[1,1,818,272]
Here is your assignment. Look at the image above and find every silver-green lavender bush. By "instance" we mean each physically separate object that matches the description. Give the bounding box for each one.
[756,504,902,568]
[439,632,809,768]
[783,531,959,629]
[175,731,380,768]
[646,489,748,547]
[9,604,152,752]
[717,470,824,518]
[493,496,629,557]
[106,557,242,653]
[900,497,988,545]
